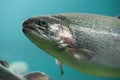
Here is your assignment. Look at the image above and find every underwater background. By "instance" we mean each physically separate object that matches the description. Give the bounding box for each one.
[0,0,120,80]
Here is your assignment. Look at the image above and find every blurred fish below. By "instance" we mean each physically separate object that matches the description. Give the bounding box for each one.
[9,61,28,75]
[0,60,51,80]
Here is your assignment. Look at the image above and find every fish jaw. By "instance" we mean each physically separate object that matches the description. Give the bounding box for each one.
[22,20,48,40]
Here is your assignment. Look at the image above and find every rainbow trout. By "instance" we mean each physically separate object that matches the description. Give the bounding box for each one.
[22,13,120,77]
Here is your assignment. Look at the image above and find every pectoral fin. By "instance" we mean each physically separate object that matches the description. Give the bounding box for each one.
[69,48,95,60]
[55,59,64,76]
[58,43,68,49]
[24,72,51,80]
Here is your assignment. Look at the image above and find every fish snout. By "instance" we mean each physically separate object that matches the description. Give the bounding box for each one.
[22,18,33,28]
[22,20,30,28]
[22,19,36,33]
[22,19,42,35]
[22,20,30,33]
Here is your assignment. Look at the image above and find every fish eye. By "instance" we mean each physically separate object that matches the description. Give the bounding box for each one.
[38,20,48,28]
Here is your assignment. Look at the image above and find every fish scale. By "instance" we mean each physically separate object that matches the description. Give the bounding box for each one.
[22,13,120,77]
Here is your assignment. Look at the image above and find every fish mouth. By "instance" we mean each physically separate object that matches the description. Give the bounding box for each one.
[22,21,46,38]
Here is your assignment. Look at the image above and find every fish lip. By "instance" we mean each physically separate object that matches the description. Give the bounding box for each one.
[22,22,48,39]
[22,25,37,33]
[22,22,40,34]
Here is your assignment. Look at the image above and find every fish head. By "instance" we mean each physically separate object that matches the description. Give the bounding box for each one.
[22,15,74,58]
[22,15,72,44]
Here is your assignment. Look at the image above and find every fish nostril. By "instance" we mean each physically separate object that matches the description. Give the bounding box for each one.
[22,18,36,27]
[22,21,29,27]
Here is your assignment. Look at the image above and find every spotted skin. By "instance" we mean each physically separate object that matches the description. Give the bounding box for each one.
[22,13,120,77]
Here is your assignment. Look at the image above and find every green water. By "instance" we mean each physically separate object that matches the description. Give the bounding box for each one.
[0,0,120,80]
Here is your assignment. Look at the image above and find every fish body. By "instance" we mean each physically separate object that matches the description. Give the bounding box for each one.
[22,13,120,77]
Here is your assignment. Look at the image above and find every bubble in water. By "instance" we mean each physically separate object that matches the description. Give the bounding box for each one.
[9,61,28,75]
